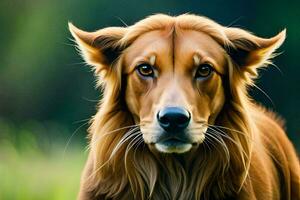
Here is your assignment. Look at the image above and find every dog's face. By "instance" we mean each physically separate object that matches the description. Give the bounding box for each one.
[69,14,285,154]
[124,30,226,153]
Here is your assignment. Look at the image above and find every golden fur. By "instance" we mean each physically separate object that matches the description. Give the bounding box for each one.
[69,14,300,200]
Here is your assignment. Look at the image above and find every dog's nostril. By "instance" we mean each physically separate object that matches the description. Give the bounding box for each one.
[157,107,190,132]
[157,114,170,126]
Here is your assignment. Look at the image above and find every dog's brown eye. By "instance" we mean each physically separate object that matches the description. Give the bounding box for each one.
[136,64,154,77]
[195,63,213,78]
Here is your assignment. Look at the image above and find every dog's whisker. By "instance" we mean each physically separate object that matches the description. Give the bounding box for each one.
[88,128,140,173]
[211,129,249,175]
[87,130,142,181]
[62,120,89,158]
[205,132,230,163]
[205,124,255,143]
[252,84,275,108]
[110,128,140,150]
[72,118,91,124]
[90,124,142,146]
[202,139,211,155]
[203,135,219,154]
[132,136,144,158]
[87,131,138,182]
[206,129,250,175]
[124,133,143,169]
[268,61,283,75]
[125,133,143,157]
[110,131,141,160]
[207,129,249,160]
[82,97,99,103]
[204,123,248,137]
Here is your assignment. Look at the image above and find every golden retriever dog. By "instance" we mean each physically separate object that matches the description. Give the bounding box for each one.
[69,14,300,200]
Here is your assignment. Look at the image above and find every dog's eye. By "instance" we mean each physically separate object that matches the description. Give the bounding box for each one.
[195,63,213,78]
[136,64,154,77]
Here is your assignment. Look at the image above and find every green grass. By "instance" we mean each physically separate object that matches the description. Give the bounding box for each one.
[0,121,87,200]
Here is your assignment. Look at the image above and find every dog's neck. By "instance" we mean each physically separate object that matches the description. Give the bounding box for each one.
[92,142,243,200]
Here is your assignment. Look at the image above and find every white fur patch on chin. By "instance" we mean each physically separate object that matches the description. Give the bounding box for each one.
[154,143,192,154]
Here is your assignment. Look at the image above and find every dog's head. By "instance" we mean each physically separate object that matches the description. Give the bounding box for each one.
[69,14,285,154]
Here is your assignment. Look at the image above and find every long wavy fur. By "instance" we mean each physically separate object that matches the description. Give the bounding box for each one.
[71,14,298,200]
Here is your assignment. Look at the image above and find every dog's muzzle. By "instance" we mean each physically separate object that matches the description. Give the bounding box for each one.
[154,107,193,153]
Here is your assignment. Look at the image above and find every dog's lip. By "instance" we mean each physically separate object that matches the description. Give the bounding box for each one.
[152,137,195,154]
[155,137,196,146]
[161,137,187,143]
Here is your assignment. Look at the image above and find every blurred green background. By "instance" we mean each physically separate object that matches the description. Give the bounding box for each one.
[0,0,299,199]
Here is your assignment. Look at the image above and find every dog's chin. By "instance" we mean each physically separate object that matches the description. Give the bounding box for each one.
[154,140,193,154]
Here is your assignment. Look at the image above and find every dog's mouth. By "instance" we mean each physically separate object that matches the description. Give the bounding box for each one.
[153,137,196,154]
[140,123,206,154]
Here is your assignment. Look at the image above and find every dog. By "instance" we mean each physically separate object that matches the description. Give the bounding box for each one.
[69,14,300,200]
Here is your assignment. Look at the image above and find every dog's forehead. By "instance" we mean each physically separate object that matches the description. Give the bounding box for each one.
[123,28,226,73]
[175,30,226,73]
[124,30,173,70]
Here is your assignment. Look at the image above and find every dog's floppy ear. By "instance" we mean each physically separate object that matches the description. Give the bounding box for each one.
[68,23,127,73]
[224,27,286,76]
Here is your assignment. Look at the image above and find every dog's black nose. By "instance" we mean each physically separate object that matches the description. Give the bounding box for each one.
[157,107,190,132]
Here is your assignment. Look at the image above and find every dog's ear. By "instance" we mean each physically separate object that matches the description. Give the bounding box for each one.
[224,27,286,76]
[69,23,127,73]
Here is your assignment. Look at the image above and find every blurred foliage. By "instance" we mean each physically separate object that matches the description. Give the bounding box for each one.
[0,119,85,199]
[0,0,299,199]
